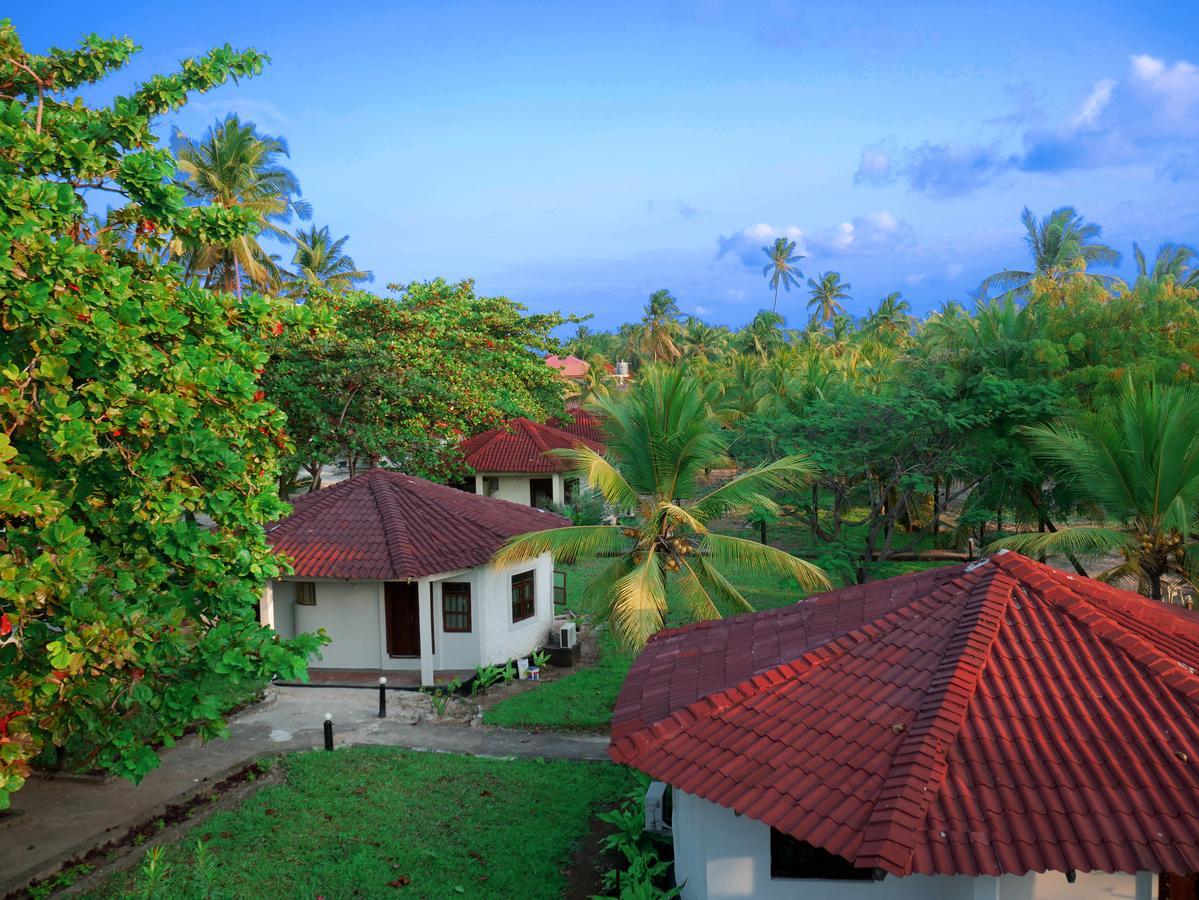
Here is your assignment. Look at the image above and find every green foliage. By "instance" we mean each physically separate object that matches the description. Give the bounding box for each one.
[0,20,325,807]
[595,776,681,900]
[87,747,639,899]
[993,380,1199,599]
[493,366,829,648]
[421,677,462,716]
[263,280,571,486]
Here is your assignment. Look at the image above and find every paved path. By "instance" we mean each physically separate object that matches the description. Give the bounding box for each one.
[0,687,610,895]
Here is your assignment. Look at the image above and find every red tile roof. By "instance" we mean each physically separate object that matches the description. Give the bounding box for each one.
[266,469,566,579]
[609,552,1199,878]
[549,407,607,444]
[545,354,590,379]
[460,417,603,474]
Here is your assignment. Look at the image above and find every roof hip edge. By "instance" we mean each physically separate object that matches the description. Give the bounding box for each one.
[367,472,407,579]
[854,564,1012,876]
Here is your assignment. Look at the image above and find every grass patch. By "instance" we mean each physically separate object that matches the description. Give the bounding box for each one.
[484,629,633,731]
[86,747,637,900]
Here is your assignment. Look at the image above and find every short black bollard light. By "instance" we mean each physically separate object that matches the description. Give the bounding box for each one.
[378,676,387,718]
[323,712,333,751]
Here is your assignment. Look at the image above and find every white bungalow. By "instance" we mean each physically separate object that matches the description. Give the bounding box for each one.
[260,469,566,686]
[609,552,1199,900]
[460,416,603,508]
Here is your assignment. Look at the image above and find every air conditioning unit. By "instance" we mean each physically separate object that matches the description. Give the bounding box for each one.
[644,781,671,836]
[558,621,578,649]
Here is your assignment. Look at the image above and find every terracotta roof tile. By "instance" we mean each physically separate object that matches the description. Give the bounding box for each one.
[460,417,603,474]
[267,469,566,579]
[550,407,607,444]
[545,354,590,379]
[609,552,1199,878]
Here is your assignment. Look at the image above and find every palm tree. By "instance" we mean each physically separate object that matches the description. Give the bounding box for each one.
[863,292,912,336]
[980,207,1120,298]
[286,225,373,296]
[762,237,805,312]
[737,310,786,357]
[807,272,851,324]
[175,115,311,296]
[491,367,829,647]
[681,318,728,361]
[992,381,1199,601]
[1133,242,1199,288]
[632,289,683,362]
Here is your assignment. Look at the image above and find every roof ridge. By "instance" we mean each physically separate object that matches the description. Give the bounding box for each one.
[367,471,410,579]
[854,563,1012,875]
[610,567,987,754]
[992,552,1199,704]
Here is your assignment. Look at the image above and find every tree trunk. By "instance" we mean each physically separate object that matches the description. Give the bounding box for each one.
[810,484,819,535]
[759,520,767,545]
[932,477,941,537]
[1150,570,1163,602]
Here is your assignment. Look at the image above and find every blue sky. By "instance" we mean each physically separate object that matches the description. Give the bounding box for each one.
[15,1,1199,329]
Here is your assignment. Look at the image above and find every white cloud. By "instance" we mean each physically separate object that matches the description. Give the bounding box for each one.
[807,211,910,257]
[716,223,807,266]
[856,53,1199,195]
[1071,78,1116,127]
[946,263,964,279]
[905,273,928,287]
[717,212,911,267]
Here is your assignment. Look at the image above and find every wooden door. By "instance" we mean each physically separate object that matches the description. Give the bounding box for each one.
[384,582,420,657]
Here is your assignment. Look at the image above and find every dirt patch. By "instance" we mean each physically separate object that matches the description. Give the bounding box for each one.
[7,761,276,900]
[561,802,622,900]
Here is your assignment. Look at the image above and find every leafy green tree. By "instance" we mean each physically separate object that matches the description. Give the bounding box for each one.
[265,280,572,489]
[980,206,1119,297]
[994,381,1199,601]
[0,22,324,807]
[762,237,804,312]
[492,367,829,648]
[175,114,311,295]
[736,310,787,357]
[806,271,851,324]
[285,225,372,296]
[680,318,729,361]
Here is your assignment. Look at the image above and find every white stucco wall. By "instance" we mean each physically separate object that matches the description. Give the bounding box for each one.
[672,790,1154,900]
[477,553,555,665]
[293,581,383,669]
[268,552,554,674]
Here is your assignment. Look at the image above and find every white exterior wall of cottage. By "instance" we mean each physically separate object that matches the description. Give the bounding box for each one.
[672,790,1154,900]
[264,552,555,683]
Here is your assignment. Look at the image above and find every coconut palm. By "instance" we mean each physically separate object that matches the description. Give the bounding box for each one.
[980,207,1119,298]
[737,310,786,357]
[807,272,851,324]
[681,318,729,361]
[491,366,829,647]
[285,225,373,296]
[175,115,311,296]
[992,381,1199,601]
[863,292,913,336]
[1133,242,1199,289]
[631,289,683,362]
[762,237,805,312]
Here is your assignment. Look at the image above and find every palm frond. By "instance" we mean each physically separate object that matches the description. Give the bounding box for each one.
[701,533,830,592]
[692,455,817,521]
[986,526,1133,559]
[491,525,627,569]
[610,551,668,649]
[675,557,722,621]
[546,446,639,509]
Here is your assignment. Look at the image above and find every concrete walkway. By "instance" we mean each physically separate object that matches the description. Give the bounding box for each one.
[0,686,610,895]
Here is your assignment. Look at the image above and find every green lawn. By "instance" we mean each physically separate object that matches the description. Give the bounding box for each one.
[87,747,636,900]
[483,517,955,732]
